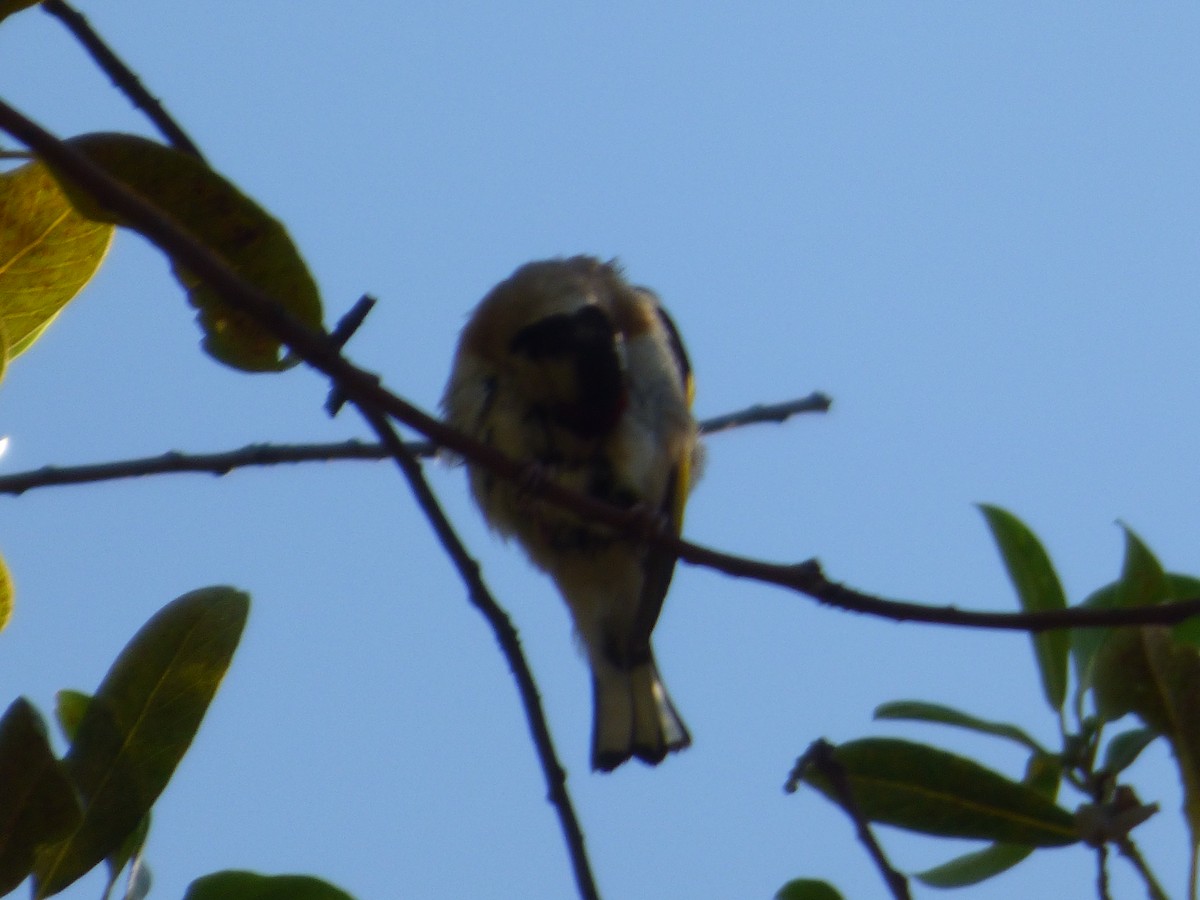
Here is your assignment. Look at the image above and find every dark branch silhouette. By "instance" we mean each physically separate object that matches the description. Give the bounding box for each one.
[785,740,911,900]
[0,396,828,495]
[4,99,1200,637]
[698,394,830,433]
[0,95,601,896]
[350,402,600,900]
[41,0,204,160]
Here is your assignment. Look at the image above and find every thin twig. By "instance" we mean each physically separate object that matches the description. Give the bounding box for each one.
[0,397,824,495]
[352,405,600,900]
[1114,837,1170,900]
[41,0,204,159]
[698,394,831,433]
[325,295,377,416]
[1096,845,1111,900]
[6,100,1200,637]
[786,740,910,900]
[0,98,599,897]
[0,442,397,495]
[673,551,1200,631]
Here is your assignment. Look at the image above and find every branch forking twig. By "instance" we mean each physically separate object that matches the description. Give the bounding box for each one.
[3,99,1199,638]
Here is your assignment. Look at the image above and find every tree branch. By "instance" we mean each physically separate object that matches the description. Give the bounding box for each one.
[1,97,600,899]
[4,98,1199,641]
[350,402,600,900]
[1114,836,1169,900]
[0,441,396,494]
[0,396,827,495]
[697,394,830,433]
[41,0,204,160]
[786,740,911,900]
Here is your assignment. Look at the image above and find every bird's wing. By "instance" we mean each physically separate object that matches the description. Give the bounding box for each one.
[630,305,694,660]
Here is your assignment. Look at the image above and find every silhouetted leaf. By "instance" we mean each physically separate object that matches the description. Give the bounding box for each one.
[183,870,357,900]
[914,751,1061,887]
[33,587,249,897]
[874,700,1045,753]
[53,690,90,744]
[916,842,1032,890]
[0,698,81,895]
[0,161,113,364]
[53,690,154,891]
[1167,574,1200,647]
[774,879,844,900]
[978,505,1068,711]
[49,133,323,372]
[1102,726,1158,777]
[1093,627,1200,831]
[799,738,1077,847]
[1088,529,1182,724]
[1071,530,1199,705]
[1086,527,1200,853]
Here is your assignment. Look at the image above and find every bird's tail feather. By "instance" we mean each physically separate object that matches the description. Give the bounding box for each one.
[592,658,690,772]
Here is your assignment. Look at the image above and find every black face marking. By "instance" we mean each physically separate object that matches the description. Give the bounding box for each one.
[509,305,626,438]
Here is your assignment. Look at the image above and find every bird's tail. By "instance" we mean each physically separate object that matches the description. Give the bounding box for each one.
[591,656,690,772]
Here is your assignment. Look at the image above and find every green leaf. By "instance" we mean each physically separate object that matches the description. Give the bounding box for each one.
[48,133,324,372]
[1116,524,1170,609]
[916,842,1033,889]
[32,587,249,897]
[1167,574,1200,647]
[0,698,82,896]
[1092,626,1200,839]
[182,870,357,900]
[1080,526,1175,717]
[874,700,1046,753]
[0,0,41,25]
[51,689,151,891]
[0,161,114,363]
[1070,526,1199,711]
[1081,528,1200,851]
[774,879,845,900]
[53,690,91,744]
[1102,726,1158,776]
[799,738,1077,847]
[978,505,1069,712]
[1075,572,1200,676]
[914,751,1061,887]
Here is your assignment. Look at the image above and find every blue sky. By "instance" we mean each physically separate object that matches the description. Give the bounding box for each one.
[2,3,1199,898]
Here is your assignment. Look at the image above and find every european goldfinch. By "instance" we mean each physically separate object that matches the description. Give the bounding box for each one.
[442,256,698,771]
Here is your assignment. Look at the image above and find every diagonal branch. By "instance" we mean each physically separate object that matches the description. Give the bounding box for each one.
[0,441,397,495]
[0,395,829,495]
[41,0,204,159]
[785,740,911,900]
[698,394,830,433]
[350,403,600,900]
[2,96,599,899]
[5,98,1200,637]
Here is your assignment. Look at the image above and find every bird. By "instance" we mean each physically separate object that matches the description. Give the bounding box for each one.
[442,255,699,771]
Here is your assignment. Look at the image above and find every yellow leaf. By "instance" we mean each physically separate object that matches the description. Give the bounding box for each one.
[0,162,114,363]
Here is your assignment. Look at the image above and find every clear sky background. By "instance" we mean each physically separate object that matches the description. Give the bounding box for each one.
[2,3,1199,898]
